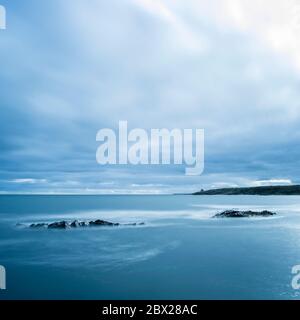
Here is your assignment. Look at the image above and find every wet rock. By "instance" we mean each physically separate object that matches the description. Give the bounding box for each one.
[89,220,117,227]
[79,221,89,227]
[124,222,144,226]
[213,210,276,218]
[29,223,48,228]
[22,219,145,230]
[48,221,69,229]
[70,220,80,228]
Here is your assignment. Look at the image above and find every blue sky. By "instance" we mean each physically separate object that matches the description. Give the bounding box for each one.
[1,0,300,194]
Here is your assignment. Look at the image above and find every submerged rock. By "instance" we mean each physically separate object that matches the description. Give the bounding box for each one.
[79,221,89,227]
[16,223,27,228]
[124,222,145,226]
[213,210,276,218]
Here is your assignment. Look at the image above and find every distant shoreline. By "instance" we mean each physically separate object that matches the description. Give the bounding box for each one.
[2,185,300,196]
[193,185,300,196]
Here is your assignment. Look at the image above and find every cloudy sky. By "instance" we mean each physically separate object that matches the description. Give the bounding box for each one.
[1,0,300,194]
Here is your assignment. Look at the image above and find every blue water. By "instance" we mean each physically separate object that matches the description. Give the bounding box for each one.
[0,195,300,300]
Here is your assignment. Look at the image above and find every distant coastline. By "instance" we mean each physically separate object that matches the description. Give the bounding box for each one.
[193,185,300,196]
[2,186,300,196]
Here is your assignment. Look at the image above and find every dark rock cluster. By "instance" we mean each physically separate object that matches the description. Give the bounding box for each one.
[26,220,145,229]
[213,210,276,218]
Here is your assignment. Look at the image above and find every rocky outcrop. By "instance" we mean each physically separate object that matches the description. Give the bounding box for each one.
[26,219,145,229]
[213,210,276,218]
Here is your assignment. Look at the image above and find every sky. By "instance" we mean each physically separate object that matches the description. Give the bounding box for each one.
[1,0,300,194]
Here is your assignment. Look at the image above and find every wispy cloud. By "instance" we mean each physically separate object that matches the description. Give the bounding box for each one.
[133,0,208,52]
[10,179,48,184]
[252,179,293,187]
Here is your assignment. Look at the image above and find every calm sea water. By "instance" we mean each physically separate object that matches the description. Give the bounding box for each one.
[0,194,300,300]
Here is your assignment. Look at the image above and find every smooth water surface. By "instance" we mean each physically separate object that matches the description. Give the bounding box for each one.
[0,195,300,300]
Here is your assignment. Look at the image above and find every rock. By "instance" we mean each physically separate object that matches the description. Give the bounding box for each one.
[16,223,26,228]
[121,222,145,226]
[48,221,69,229]
[70,220,80,228]
[29,223,48,228]
[213,210,276,218]
[79,221,89,227]
[22,219,145,230]
[89,220,117,227]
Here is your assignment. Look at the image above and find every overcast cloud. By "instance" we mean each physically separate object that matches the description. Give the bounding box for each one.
[1,0,300,194]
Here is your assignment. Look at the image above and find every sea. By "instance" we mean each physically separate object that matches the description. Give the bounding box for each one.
[0,194,300,300]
